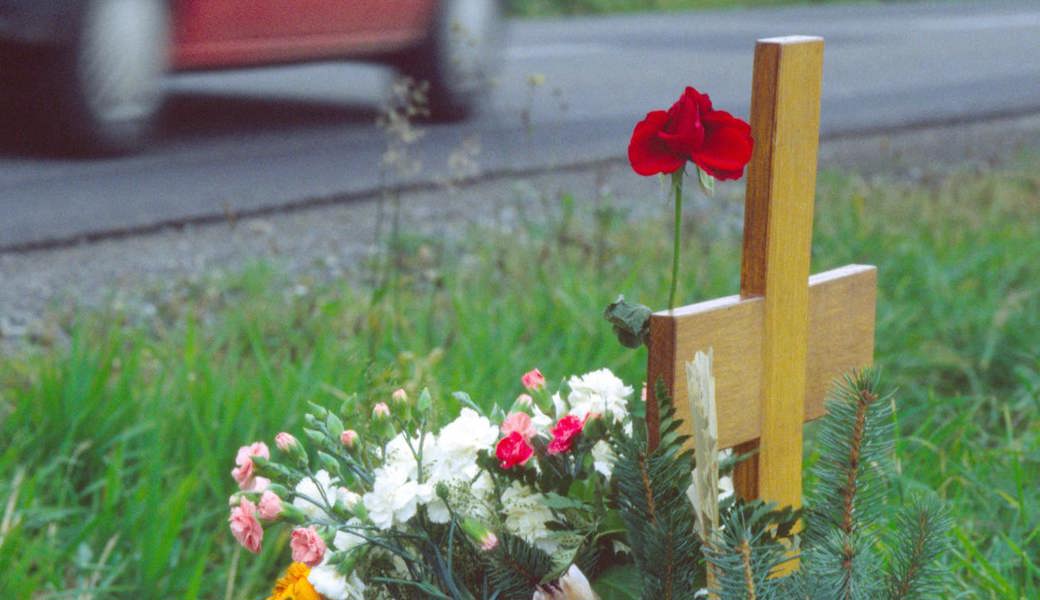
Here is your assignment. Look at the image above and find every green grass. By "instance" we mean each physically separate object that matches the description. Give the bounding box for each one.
[1,156,1038,598]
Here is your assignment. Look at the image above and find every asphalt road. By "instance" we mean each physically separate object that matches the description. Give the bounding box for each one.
[1,1,1038,251]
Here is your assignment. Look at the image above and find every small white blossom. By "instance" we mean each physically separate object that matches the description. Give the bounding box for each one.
[501,482,560,554]
[334,519,366,553]
[531,403,554,433]
[590,440,616,480]
[293,470,338,520]
[566,369,633,424]
[308,563,366,600]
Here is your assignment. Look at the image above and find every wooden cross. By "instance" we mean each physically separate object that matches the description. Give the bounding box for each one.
[645,37,877,511]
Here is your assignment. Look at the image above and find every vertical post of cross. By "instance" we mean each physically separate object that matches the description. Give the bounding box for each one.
[732,36,825,511]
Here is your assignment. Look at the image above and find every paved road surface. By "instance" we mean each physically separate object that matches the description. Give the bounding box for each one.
[1,1,1038,250]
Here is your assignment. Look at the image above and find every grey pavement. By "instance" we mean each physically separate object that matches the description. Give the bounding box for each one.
[1,0,1038,250]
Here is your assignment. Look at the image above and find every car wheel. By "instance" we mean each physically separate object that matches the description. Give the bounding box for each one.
[56,0,169,154]
[401,0,503,121]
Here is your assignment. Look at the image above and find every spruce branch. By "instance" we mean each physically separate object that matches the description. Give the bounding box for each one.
[482,532,554,600]
[703,500,798,600]
[613,379,701,600]
[884,495,951,599]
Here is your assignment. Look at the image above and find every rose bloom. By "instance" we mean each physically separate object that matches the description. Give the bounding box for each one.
[258,490,283,520]
[500,411,537,440]
[496,431,534,469]
[231,441,270,491]
[521,368,546,390]
[229,498,263,553]
[547,416,586,455]
[628,86,753,180]
[290,526,327,567]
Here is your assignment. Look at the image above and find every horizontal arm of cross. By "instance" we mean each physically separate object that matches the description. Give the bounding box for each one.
[646,264,876,450]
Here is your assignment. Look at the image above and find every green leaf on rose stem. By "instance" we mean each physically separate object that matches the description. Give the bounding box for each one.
[698,167,715,197]
[603,295,652,349]
[592,565,643,600]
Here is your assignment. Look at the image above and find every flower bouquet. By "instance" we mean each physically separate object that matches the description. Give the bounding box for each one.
[229,368,660,600]
[227,84,950,600]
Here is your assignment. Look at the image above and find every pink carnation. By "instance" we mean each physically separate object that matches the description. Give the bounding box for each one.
[231,442,271,491]
[373,402,391,418]
[340,429,358,448]
[392,388,408,403]
[521,368,546,390]
[258,491,283,520]
[290,526,327,567]
[501,412,537,441]
[229,498,263,553]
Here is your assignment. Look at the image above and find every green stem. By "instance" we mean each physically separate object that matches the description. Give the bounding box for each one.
[669,171,684,310]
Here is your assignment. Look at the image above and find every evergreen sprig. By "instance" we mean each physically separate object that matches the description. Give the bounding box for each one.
[613,379,702,599]
[700,369,949,600]
[704,500,799,600]
[884,495,952,599]
[482,532,554,600]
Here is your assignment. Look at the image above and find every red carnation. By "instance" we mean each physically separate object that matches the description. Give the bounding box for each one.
[496,431,534,469]
[628,86,753,180]
[547,415,586,455]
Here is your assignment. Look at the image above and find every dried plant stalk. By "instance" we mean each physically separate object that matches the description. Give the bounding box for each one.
[686,349,720,591]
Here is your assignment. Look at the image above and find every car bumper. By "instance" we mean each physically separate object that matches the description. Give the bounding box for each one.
[0,1,74,45]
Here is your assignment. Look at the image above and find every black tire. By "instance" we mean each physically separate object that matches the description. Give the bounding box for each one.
[12,0,170,155]
[399,0,504,121]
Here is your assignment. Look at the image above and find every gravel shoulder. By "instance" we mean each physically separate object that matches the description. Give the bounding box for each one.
[2,114,1039,350]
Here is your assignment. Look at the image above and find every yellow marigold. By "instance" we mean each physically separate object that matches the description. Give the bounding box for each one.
[267,562,322,600]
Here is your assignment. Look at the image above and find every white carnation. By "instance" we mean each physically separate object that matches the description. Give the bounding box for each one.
[363,464,434,530]
[566,368,633,424]
[308,564,366,600]
[500,482,560,554]
[427,408,498,481]
[333,519,366,553]
[293,470,338,520]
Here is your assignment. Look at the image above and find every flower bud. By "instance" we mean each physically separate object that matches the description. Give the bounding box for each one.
[391,388,408,404]
[340,429,358,448]
[318,451,342,479]
[325,413,345,440]
[521,368,546,391]
[275,432,309,467]
[460,517,499,552]
[513,394,534,410]
[275,432,296,451]
[372,402,391,419]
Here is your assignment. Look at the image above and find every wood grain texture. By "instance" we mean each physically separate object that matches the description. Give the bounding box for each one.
[733,36,825,510]
[646,264,876,450]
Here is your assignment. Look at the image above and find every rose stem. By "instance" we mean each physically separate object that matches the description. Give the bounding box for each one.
[668,170,684,310]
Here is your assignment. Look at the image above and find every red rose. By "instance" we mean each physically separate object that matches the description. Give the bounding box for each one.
[628,86,753,181]
[547,415,586,455]
[496,431,534,469]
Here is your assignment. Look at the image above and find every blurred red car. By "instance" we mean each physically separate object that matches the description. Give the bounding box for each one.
[0,0,502,153]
